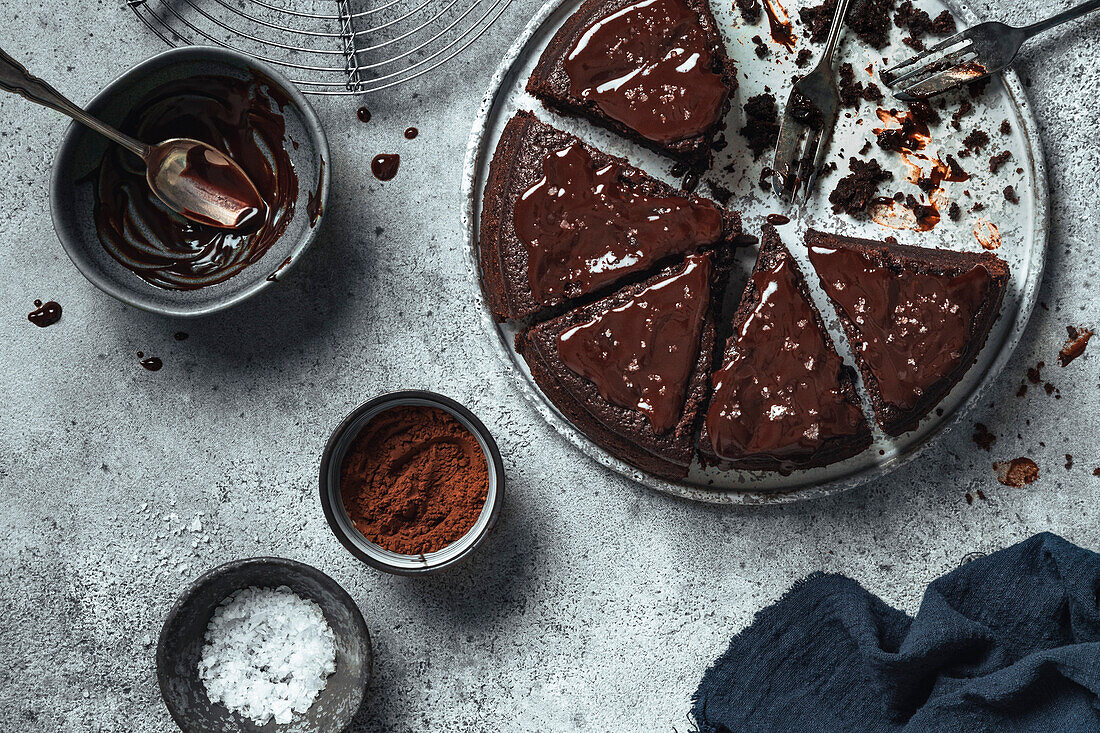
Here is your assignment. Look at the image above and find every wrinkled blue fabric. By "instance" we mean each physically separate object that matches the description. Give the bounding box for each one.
[692,533,1100,732]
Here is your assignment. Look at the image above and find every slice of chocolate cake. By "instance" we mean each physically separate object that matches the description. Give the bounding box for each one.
[527,0,737,169]
[699,226,871,472]
[805,229,1010,435]
[480,111,742,321]
[516,252,728,479]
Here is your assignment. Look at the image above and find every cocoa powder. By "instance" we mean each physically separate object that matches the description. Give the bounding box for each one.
[340,405,489,554]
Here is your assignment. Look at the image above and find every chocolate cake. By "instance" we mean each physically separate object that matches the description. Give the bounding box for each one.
[479,111,742,321]
[516,252,729,479]
[527,0,737,169]
[805,229,1010,435]
[699,226,871,472]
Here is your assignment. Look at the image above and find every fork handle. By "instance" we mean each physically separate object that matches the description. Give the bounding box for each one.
[820,0,854,63]
[1023,0,1100,37]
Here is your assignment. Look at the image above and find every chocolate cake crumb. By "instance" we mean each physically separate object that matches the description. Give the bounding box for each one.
[999,119,1011,135]
[1094,467,1100,477]
[859,140,872,155]
[1043,382,1056,396]
[736,0,762,24]
[930,9,956,34]
[829,157,893,215]
[950,101,973,130]
[802,0,895,49]
[1059,325,1094,366]
[1016,383,1027,397]
[740,93,781,159]
[989,150,1012,173]
[1003,185,1019,204]
[993,457,1039,487]
[972,423,995,451]
[1066,454,1074,470]
[864,82,883,101]
[894,0,932,38]
[971,202,984,212]
[965,493,973,504]
[838,64,862,108]
[948,201,961,221]
[946,155,967,180]
[707,181,733,206]
[752,35,770,57]
[796,49,813,67]
[1026,362,1043,384]
[962,128,990,152]
[790,89,825,129]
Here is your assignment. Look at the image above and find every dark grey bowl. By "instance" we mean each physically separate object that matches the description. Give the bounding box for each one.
[157,557,370,733]
[319,391,506,575]
[51,46,330,317]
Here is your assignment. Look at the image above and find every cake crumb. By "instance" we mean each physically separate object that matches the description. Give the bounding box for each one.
[948,201,961,221]
[999,119,1012,135]
[972,423,995,451]
[1003,185,1019,204]
[1058,325,1094,366]
[993,457,1039,487]
[1066,454,1074,470]
[740,93,781,159]
[962,128,989,152]
[930,9,956,34]
[1027,361,1044,384]
[796,48,813,67]
[752,35,770,57]
[736,0,762,24]
[989,150,1013,173]
[830,157,893,215]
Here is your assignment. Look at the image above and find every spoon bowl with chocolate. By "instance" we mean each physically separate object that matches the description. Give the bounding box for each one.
[50,47,329,317]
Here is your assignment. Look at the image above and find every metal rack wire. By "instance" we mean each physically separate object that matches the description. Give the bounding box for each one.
[127,0,515,94]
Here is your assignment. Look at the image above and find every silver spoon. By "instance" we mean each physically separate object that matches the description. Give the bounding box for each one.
[0,48,265,231]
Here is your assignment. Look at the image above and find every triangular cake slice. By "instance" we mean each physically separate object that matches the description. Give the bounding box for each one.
[805,229,1010,436]
[527,0,737,169]
[516,251,729,479]
[700,226,871,472]
[479,111,741,321]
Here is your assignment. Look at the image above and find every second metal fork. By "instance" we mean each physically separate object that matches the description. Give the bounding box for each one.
[772,0,852,203]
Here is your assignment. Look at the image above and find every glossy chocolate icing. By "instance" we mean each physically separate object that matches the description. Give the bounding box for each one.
[808,242,992,409]
[563,0,728,144]
[557,254,711,433]
[705,253,865,461]
[513,142,723,303]
[92,73,300,291]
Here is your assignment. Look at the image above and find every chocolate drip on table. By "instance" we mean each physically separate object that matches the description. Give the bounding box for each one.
[557,254,712,433]
[28,300,62,327]
[807,243,992,409]
[372,154,400,181]
[404,127,419,140]
[563,0,728,143]
[92,73,298,291]
[705,254,865,462]
[357,107,371,123]
[137,351,163,371]
[513,142,723,303]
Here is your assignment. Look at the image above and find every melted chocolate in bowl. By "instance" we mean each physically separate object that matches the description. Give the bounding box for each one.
[92,73,298,291]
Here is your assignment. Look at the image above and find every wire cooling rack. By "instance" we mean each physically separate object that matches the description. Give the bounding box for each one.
[127,0,515,94]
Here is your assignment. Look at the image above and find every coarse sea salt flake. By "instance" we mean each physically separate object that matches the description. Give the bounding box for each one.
[198,585,336,726]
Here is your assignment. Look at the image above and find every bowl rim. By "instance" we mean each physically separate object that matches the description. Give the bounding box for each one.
[50,45,332,318]
[155,556,371,732]
[319,390,506,575]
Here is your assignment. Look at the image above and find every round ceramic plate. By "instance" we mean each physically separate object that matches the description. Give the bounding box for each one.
[462,0,1048,504]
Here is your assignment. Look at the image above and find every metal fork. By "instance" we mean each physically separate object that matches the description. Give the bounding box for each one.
[884,0,1100,100]
[772,0,852,202]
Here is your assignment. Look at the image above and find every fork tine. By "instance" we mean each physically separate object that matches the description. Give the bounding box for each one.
[802,125,835,202]
[771,117,805,201]
[885,43,975,90]
[896,62,993,100]
[794,128,821,200]
[882,34,971,85]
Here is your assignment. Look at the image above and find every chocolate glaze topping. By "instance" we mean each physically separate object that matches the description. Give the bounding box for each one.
[372,154,400,181]
[557,254,711,433]
[92,73,299,291]
[706,253,865,462]
[563,0,728,144]
[28,299,62,328]
[808,243,992,409]
[514,142,723,303]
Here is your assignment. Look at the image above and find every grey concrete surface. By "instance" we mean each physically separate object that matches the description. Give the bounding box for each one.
[1,0,1098,731]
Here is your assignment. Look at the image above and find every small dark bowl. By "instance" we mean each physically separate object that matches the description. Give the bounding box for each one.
[157,557,370,733]
[319,391,505,575]
[51,46,330,317]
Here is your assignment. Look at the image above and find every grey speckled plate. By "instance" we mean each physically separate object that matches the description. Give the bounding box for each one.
[462,0,1048,505]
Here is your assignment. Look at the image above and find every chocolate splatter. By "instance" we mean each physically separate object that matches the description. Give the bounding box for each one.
[27,300,62,328]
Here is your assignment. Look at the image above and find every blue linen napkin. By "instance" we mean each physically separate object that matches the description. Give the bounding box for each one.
[691,533,1100,732]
